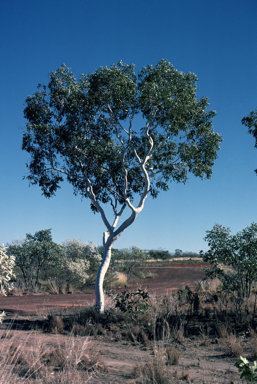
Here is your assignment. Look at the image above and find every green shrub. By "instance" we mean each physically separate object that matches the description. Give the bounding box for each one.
[235,356,257,382]
[201,223,257,299]
[114,289,151,319]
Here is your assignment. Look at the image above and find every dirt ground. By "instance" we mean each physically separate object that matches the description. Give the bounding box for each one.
[0,265,206,315]
[0,265,247,383]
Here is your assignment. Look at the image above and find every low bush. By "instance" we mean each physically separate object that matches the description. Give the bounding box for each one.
[114,289,151,319]
[235,356,257,382]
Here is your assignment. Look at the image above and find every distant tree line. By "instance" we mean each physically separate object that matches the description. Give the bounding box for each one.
[3,221,257,301]
[4,229,200,291]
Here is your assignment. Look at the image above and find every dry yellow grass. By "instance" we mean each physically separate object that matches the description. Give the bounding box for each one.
[0,330,106,383]
[111,272,128,287]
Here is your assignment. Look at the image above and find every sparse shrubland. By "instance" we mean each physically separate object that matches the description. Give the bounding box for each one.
[7,234,102,294]
[7,235,204,295]
[3,223,257,382]
[2,279,257,382]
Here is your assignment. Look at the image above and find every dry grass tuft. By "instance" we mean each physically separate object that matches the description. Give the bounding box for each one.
[59,283,67,295]
[133,350,169,383]
[41,347,67,371]
[111,272,128,287]
[219,334,243,357]
[249,332,257,359]
[172,323,185,343]
[165,346,179,365]
[77,353,107,372]
[1,331,14,339]
[47,315,65,334]
[2,340,47,380]
[47,279,59,294]
[71,323,86,336]
[216,324,228,338]
[0,330,106,383]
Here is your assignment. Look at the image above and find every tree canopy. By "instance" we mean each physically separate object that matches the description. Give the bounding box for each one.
[23,60,221,212]
[8,229,64,288]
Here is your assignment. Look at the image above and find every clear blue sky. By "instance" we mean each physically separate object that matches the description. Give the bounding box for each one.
[1,0,257,253]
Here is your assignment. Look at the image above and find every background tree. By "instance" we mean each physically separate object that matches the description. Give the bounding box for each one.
[0,245,15,323]
[201,223,257,298]
[8,229,64,289]
[22,60,222,311]
[174,249,183,257]
[242,108,257,174]
[61,239,102,269]
[148,249,171,260]
[59,239,102,290]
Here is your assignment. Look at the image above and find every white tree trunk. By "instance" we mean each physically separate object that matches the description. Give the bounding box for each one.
[95,233,115,312]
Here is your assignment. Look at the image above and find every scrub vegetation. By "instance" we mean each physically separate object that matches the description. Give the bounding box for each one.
[1,224,257,382]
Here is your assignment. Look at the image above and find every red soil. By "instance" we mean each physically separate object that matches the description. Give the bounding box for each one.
[132,265,206,294]
[0,264,207,316]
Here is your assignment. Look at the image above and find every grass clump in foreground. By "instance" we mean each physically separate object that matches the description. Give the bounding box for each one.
[0,330,107,383]
[133,347,172,384]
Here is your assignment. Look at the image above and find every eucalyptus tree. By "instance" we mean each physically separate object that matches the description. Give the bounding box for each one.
[201,223,257,298]
[242,108,257,174]
[8,229,64,289]
[22,60,222,311]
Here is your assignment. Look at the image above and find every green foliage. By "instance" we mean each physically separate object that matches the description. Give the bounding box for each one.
[61,239,102,273]
[201,223,257,298]
[174,249,183,257]
[235,356,257,382]
[148,249,171,260]
[177,285,193,304]
[133,270,146,278]
[103,288,117,298]
[46,240,102,290]
[242,108,257,175]
[22,60,222,207]
[117,246,148,265]
[114,289,151,319]
[8,229,64,289]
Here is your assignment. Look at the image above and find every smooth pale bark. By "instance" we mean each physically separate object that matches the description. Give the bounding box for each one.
[95,234,114,312]
[95,208,143,312]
